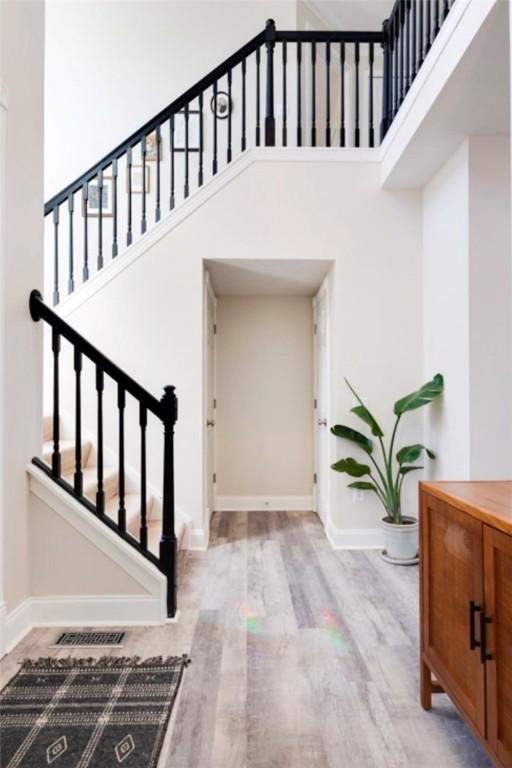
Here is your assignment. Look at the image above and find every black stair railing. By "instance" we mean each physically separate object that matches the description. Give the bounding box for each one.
[380,0,455,138]
[29,289,178,618]
[45,9,455,306]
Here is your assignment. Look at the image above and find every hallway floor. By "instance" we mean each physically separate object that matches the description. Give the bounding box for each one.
[1,511,492,767]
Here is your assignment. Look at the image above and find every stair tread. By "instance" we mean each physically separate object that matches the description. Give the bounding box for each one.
[63,464,118,502]
[43,439,92,475]
[104,493,152,535]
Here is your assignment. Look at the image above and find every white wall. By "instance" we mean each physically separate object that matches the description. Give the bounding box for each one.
[45,0,298,198]
[0,0,44,641]
[423,136,512,481]
[215,295,314,500]
[59,153,423,544]
[423,141,471,478]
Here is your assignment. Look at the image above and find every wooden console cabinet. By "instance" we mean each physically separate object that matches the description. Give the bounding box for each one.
[420,482,512,768]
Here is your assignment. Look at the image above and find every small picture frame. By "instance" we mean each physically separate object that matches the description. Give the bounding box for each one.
[211,91,231,120]
[145,131,162,162]
[84,177,113,217]
[128,165,151,194]
[173,110,201,152]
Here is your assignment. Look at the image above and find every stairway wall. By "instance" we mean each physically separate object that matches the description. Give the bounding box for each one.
[55,153,423,547]
[0,0,44,652]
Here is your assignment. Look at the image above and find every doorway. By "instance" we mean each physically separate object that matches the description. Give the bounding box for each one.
[203,259,333,522]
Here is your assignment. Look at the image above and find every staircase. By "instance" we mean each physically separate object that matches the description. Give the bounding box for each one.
[44,7,455,308]
[41,415,187,554]
[30,290,180,617]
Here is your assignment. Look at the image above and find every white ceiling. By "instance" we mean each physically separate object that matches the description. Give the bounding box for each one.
[305,0,394,31]
[205,259,334,296]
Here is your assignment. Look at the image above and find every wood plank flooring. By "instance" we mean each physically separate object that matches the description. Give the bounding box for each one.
[0,511,493,767]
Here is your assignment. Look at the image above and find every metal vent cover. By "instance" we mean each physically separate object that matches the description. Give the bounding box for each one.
[53,631,126,647]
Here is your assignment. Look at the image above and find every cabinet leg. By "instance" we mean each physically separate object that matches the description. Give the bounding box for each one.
[421,658,432,710]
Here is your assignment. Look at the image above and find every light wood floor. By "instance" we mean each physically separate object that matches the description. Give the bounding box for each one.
[1,511,493,767]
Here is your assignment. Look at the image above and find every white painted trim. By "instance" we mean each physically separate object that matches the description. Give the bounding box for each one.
[379,0,495,185]
[189,527,208,550]
[4,595,163,654]
[0,88,7,111]
[0,601,7,657]
[55,147,380,319]
[216,495,314,512]
[325,519,383,550]
[27,464,166,611]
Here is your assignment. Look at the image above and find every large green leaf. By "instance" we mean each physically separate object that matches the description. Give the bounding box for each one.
[393,374,444,416]
[331,457,371,477]
[398,465,424,476]
[347,481,379,493]
[396,444,436,464]
[344,378,384,437]
[350,405,384,437]
[330,425,373,454]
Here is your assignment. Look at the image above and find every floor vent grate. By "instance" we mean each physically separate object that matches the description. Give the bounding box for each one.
[53,631,126,648]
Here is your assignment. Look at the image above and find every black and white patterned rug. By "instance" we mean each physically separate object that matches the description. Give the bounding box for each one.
[0,655,190,767]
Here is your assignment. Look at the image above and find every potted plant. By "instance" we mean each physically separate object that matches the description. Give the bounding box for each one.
[331,374,444,564]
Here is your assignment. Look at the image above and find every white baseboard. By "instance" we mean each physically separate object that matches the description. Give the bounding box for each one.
[3,594,164,655]
[326,519,383,550]
[216,495,313,512]
[189,528,208,550]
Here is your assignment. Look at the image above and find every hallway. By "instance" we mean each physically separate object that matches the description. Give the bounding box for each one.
[0,511,492,767]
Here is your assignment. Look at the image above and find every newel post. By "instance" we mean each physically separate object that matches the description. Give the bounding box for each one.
[380,18,391,141]
[160,385,178,617]
[264,18,276,146]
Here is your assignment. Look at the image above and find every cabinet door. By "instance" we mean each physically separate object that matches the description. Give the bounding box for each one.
[420,493,486,734]
[484,525,512,765]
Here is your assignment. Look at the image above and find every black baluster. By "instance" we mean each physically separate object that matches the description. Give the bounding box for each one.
[297,42,302,146]
[241,58,247,151]
[227,70,232,161]
[97,170,103,270]
[139,403,148,549]
[405,0,410,91]
[412,0,417,80]
[141,136,147,233]
[112,158,118,257]
[170,115,175,209]
[311,42,316,146]
[418,0,424,66]
[434,0,440,37]
[325,42,331,147]
[82,184,89,282]
[127,147,133,244]
[52,207,60,306]
[155,125,161,221]
[340,42,345,146]
[199,93,204,185]
[256,46,261,146]
[160,385,178,618]
[426,0,432,55]
[68,196,74,294]
[394,17,400,116]
[354,42,360,147]
[368,42,374,148]
[51,327,61,477]
[96,366,104,516]
[443,0,450,20]
[184,104,190,197]
[74,348,83,496]
[380,20,390,140]
[400,1,405,103]
[282,42,287,146]
[213,81,218,174]
[264,18,276,146]
[118,384,126,533]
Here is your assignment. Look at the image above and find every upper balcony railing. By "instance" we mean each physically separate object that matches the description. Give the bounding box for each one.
[45,6,455,306]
